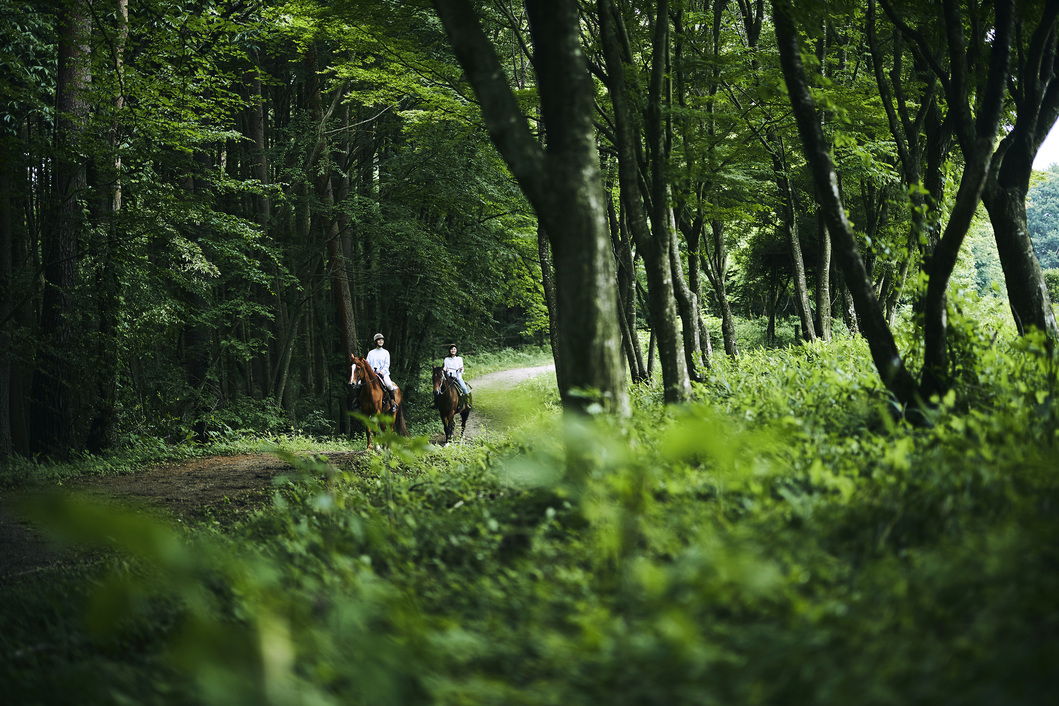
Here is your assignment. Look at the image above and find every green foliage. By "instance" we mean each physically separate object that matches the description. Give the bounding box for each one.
[1028,165,1059,269]
[6,334,1059,704]
[1044,268,1059,303]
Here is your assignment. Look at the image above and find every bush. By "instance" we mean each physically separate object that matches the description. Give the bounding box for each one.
[6,334,1059,704]
[1044,268,1059,303]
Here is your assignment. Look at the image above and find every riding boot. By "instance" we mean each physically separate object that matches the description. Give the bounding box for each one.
[466,392,473,409]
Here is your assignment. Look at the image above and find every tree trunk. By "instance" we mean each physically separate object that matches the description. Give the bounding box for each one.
[984,178,1059,337]
[668,206,706,380]
[305,48,359,381]
[87,0,128,453]
[597,0,690,403]
[433,0,629,414]
[816,210,832,341]
[537,222,565,391]
[608,198,647,382]
[773,0,919,407]
[980,4,1059,340]
[920,0,1014,398]
[31,3,91,455]
[680,209,712,367]
[708,222,739,356]
[771,139,817,343]
[0,145,14,458]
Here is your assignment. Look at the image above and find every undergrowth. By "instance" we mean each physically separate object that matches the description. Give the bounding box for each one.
[3,332,1059,705]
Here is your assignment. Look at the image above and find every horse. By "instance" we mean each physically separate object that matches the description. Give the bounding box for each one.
[349,355,408,450]
[432,366,470,445]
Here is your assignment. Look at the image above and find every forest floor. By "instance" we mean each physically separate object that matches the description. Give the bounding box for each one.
[0,363,555,584]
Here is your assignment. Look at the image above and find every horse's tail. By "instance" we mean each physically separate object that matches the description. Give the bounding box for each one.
[394,403,409,437]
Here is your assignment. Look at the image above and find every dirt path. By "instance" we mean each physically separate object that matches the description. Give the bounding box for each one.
[457,363,555,441]
[0,363,555,583]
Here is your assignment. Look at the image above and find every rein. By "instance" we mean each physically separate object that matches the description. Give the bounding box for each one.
[354,359,383,391]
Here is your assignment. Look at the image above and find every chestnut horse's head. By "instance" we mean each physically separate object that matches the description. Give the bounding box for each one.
[350,356,377,389]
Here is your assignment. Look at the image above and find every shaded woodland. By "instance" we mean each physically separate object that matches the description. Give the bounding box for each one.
[4,0,1059,459]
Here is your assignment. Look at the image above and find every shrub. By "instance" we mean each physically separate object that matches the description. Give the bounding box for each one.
[6,334,1059,705]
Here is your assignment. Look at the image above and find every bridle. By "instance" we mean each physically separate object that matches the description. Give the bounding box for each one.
[434,368,457,396]
[352,358,381,391]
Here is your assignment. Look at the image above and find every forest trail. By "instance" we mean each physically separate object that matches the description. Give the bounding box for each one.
[0,363,555,583]
[457,363,555,441]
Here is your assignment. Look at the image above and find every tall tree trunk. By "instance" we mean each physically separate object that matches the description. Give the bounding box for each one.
[31,2,91,455]
[771,140,817,343]
[706,220,739,357]
[816,211,832,341]
[773,0,919,407]
[0,144,14,458]
[668,206,706,380]
[980,4,1059,340]
[868,0,950,326]
[598,0,690,402]
[984,179,1059,337]
[537,222,565,391]
[87,0,128,453]
[673,0,729,362]
[920,0,1014,398]
[608,198,647,382]
[305,48,359,385]
[434,0,629,414]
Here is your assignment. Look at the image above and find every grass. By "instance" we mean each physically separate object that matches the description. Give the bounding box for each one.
[6,313,1059,704]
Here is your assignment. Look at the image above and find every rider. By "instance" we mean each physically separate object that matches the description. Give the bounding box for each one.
[442,343,472,409]
[366,332,398,412]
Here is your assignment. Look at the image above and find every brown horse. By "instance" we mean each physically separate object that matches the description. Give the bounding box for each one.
[350,355,408,450]
[432,366,470,445]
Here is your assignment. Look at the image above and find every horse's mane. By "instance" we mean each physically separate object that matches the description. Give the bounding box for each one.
[352,356,382,387]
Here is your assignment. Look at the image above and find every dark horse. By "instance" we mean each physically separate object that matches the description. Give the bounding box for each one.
[350,355,409,450]
[432,366,470,445]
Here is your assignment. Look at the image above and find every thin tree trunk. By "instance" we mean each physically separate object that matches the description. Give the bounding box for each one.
[87,0,128,453]
[31,3,91,455]
[609,197,647,382]
[537,222,564,391]
[0,145,13,458]
[598,0,690,402]
[668,206,706,380]
[816,210,832,341]
[305,48,359,381]
[772,143,816,343]
[708,220,739,356]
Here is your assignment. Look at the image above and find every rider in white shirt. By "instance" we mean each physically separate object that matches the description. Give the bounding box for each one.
[442,343,472,407]
[365,333,397,409]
